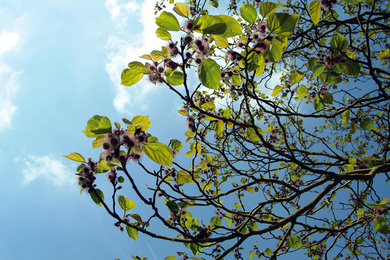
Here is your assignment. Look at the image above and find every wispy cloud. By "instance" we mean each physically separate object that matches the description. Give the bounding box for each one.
[104,0,165,115]
[19,154,75,187]
[0,30,22,131]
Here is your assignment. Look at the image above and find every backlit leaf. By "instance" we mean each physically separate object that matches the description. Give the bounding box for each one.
[142,142,173,166]
[126,226,139,241]
[156,11,181,31]
[260,2,282,17]
[167,71,184,86]
[309,1,321,25]
[240,4,258,23]
[156,28,172,40]
[173,3,190,17]
[197,58,221,90]
[267,13,300,36]
[91,189,104,206]
[64,152,85,162]
[118,195,136,211]
[85,115,112,137]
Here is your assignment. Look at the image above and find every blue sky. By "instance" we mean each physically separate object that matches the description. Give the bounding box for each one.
[0,0,189,259]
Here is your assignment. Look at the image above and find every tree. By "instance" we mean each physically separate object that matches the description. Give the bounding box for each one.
[66,0,390,259]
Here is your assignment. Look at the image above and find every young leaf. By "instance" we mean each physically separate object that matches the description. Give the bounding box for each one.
[268,38,283,62]
[272,85,283,96]
[166,71,184,86]
[126,226,139,241]
[64,152,85,163]
[118,195,136,211]
[260,2,282,17]
[170,139,183,151]
[240,4,258,24]
[150,50,165,61]
[322,92,333,104]
[289,73,303,84]
[156,28,172,40]
[156,11,181,31]
[313,95,323,111]
[287,236,302,249]
[342,110,350,126]
[90,189,104,206]
[214,35,229,48]
[197,58,221,90]
[309,0,321,25]
[173,3,190,17]
[121,62,145,87]
[164,256,177,260]
[84,115,112,137]
[142,142,173,166]
[297,85,308,99]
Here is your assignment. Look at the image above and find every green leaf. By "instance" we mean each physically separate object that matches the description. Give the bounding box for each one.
[313,95,323,111]
[212,120,224,135]
[265,248,273,255]
[164,256,177,260]
[330,34,349,52]
[150,50,165,61]
[313,64,326,78]
[125,115,152,132]
[166,201,179,214]
[373,217,389,235]
[126,226,139,241]
[340,61,360,78]
[247,127,262,142]
[289,73,303,84]
[322,92,333,104]
[121,62,145,86]
[309,1,321,25]
[84,115,112,137]
[194,15,227,35]
[197,58,221,90]
[170,139,183,151]
[287,236,302,249]
[360,117,374,130]
[167,71,184,86]
[249,250,255,259]
[267,13,300,36]
[177,170,192,184]
[64,152,85,162]
[156,27,172,41]
[272,85,283,96]
[142,142,173,166]
[260,2,282,17]
[214,35,229,48]
[156,11,181,31]
[173,3,190,17]
[320,72,342,84]
[342,110,350,126]
[217,15,242,37]
[297,85,308,99]
[308,57,318,68]
[140,54,152,60]
[268,38,283,62]
[118,195,136,211]
[240,4,258,24]
[91,189,104,206]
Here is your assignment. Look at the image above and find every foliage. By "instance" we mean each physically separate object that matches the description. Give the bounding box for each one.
[67,0,390,259]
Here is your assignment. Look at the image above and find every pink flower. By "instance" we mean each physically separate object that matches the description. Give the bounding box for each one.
[257,22,267,33]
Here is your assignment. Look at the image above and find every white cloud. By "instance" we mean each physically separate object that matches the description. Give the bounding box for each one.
[104,0,165,115]
[0,31,20,56]
[0,59,22,131]
[19,154,75,187]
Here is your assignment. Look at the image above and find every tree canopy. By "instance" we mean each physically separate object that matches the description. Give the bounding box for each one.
[67,0,390,259]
